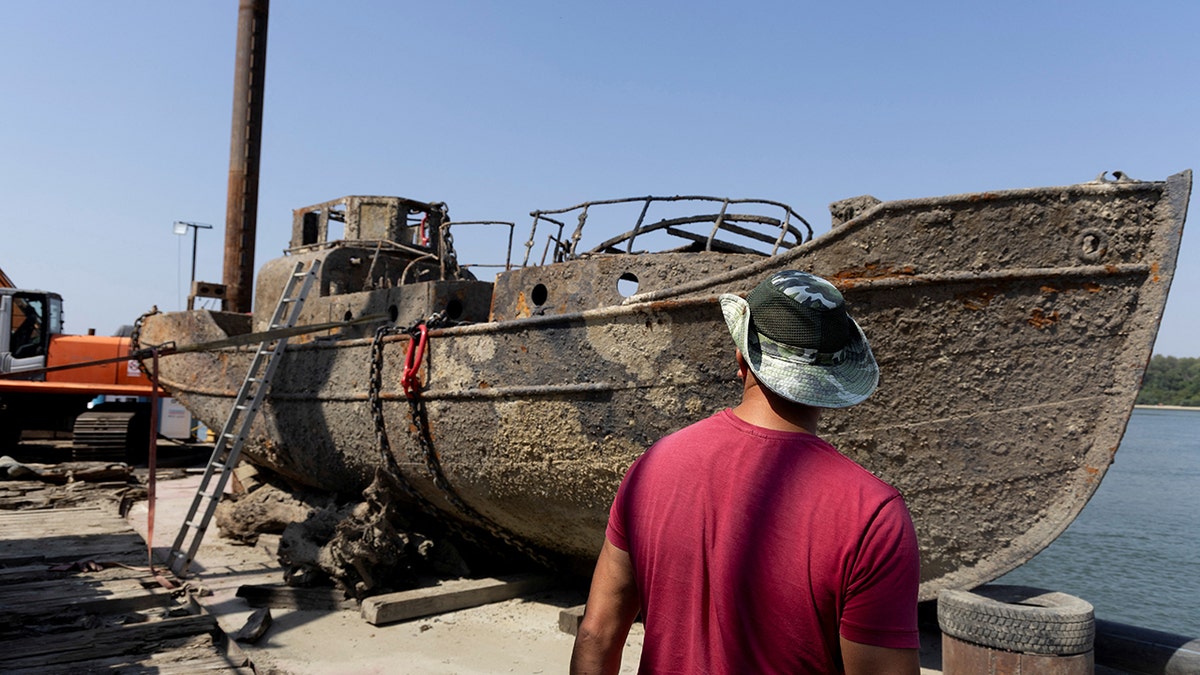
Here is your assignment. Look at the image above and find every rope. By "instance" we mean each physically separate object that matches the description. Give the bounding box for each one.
[2,310,390,381]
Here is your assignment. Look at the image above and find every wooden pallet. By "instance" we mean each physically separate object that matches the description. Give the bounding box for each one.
[0,506,252,673]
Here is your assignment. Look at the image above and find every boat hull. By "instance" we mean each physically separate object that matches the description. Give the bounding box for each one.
[140,172,1191,600]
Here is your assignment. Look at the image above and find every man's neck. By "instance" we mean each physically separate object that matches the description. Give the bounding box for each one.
[731,381,820,435]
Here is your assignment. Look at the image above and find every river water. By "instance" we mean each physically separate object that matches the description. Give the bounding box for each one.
[995,407,1199,637]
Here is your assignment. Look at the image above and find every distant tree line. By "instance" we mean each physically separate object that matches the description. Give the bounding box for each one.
[1137,355,1200,407]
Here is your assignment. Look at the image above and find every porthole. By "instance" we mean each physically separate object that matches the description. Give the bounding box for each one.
[531,283,548,306]
[1075,229,1108,263]
[617,272,640,297]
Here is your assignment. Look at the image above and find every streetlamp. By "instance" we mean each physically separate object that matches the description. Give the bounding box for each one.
[173,221,213,309]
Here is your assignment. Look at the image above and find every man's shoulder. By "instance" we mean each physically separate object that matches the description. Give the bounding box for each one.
[659,409,736,442]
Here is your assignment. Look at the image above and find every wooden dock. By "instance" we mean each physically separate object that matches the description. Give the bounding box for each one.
[0,498,250,673]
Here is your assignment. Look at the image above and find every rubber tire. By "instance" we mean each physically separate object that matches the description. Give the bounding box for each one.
[937,584,1095,655]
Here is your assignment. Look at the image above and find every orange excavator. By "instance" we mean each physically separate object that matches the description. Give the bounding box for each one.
[0,284,160,455]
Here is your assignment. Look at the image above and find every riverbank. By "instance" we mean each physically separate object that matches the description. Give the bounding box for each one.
[1134,404,1200,411]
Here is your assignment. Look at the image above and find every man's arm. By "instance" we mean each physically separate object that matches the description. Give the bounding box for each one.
[840,636,920,675]
[569,539,640,675]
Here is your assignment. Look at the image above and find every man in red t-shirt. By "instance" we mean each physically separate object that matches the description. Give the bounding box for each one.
[571,270,920,674]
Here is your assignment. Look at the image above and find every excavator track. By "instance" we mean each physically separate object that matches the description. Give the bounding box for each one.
[72,405,148,462]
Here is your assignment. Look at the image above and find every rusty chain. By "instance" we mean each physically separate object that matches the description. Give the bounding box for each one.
[129,306,162,375]
[369,323,439,505]
[434,203,464,280]
[368,317,555,569]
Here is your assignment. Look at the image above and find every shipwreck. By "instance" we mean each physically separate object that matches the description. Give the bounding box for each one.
[137,170,1191,601]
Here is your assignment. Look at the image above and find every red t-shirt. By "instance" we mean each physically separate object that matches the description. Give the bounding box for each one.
[607,409,920,674]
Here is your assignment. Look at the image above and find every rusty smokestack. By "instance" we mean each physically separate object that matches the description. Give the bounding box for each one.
[222,0,269,313]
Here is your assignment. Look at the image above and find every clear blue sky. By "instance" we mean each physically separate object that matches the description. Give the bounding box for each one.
[2,1,1197,355]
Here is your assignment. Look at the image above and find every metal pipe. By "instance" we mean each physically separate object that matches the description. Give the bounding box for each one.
[222,0,269,313]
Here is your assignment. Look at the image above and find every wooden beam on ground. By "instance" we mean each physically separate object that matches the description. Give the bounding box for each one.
[360,573,557,626]
[559,604,586,636]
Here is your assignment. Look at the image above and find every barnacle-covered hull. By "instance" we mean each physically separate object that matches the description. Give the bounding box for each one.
[140,172,1191,600]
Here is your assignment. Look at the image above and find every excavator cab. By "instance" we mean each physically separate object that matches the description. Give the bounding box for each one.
[0,290,62,379]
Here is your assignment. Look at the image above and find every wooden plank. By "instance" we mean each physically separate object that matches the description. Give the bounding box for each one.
[0,563,68,584]
[0,507,117,529]
[0,529,141,547]
[360,573,557,626]
[0,580,174,619]
[1,639,240,674]
[0,505,110,517]
[0,508,145,565]
[10,653,255,675]
[0,514,123,530]
[559,604,586,636]
[0,614,218,667]
[236,584,358,611]
[2,636,215,673]
[0,562,150,585]
[0,571,152,596]
[0,499,246,673]
[0,538,146,566]
[0,512,127,530]
[0,508,143,554]
[0,495,55,510]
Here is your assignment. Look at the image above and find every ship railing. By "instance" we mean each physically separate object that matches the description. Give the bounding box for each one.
[520,195,813,267]
[442,220,517,276]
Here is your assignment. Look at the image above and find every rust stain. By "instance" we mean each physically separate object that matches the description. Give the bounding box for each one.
[1043,282,1103,295]
[1151,261,1160,283]
[967,192,999,202]
[832,264,918,289]
[514,291,532,319]
[1027,308,1060,329]
[654,298,695,310]
[958,287,998,311]
[1104,264,1120,275]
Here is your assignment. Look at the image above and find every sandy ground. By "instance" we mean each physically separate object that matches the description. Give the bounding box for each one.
[126,472,644,674]
[127,472,953,674]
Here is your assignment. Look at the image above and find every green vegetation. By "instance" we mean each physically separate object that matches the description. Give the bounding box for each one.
[1137,355,1200,407]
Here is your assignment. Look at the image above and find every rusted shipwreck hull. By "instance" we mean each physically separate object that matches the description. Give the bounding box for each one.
[140,171,1191,601]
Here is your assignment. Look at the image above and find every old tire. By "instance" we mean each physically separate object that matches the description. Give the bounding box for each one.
[938,584,1094,655]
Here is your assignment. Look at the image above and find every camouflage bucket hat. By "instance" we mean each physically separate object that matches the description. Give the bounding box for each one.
[719,270,879,408]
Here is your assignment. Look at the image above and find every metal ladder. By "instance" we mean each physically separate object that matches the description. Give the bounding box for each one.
[167,259,322,576]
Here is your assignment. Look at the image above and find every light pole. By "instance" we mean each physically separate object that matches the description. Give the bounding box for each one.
[173,221,213,309]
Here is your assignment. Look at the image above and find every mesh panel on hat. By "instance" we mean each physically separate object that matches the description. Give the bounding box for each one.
[747,282,851,353]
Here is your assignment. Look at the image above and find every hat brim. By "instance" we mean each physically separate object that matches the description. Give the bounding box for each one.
[719,294,879,408]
